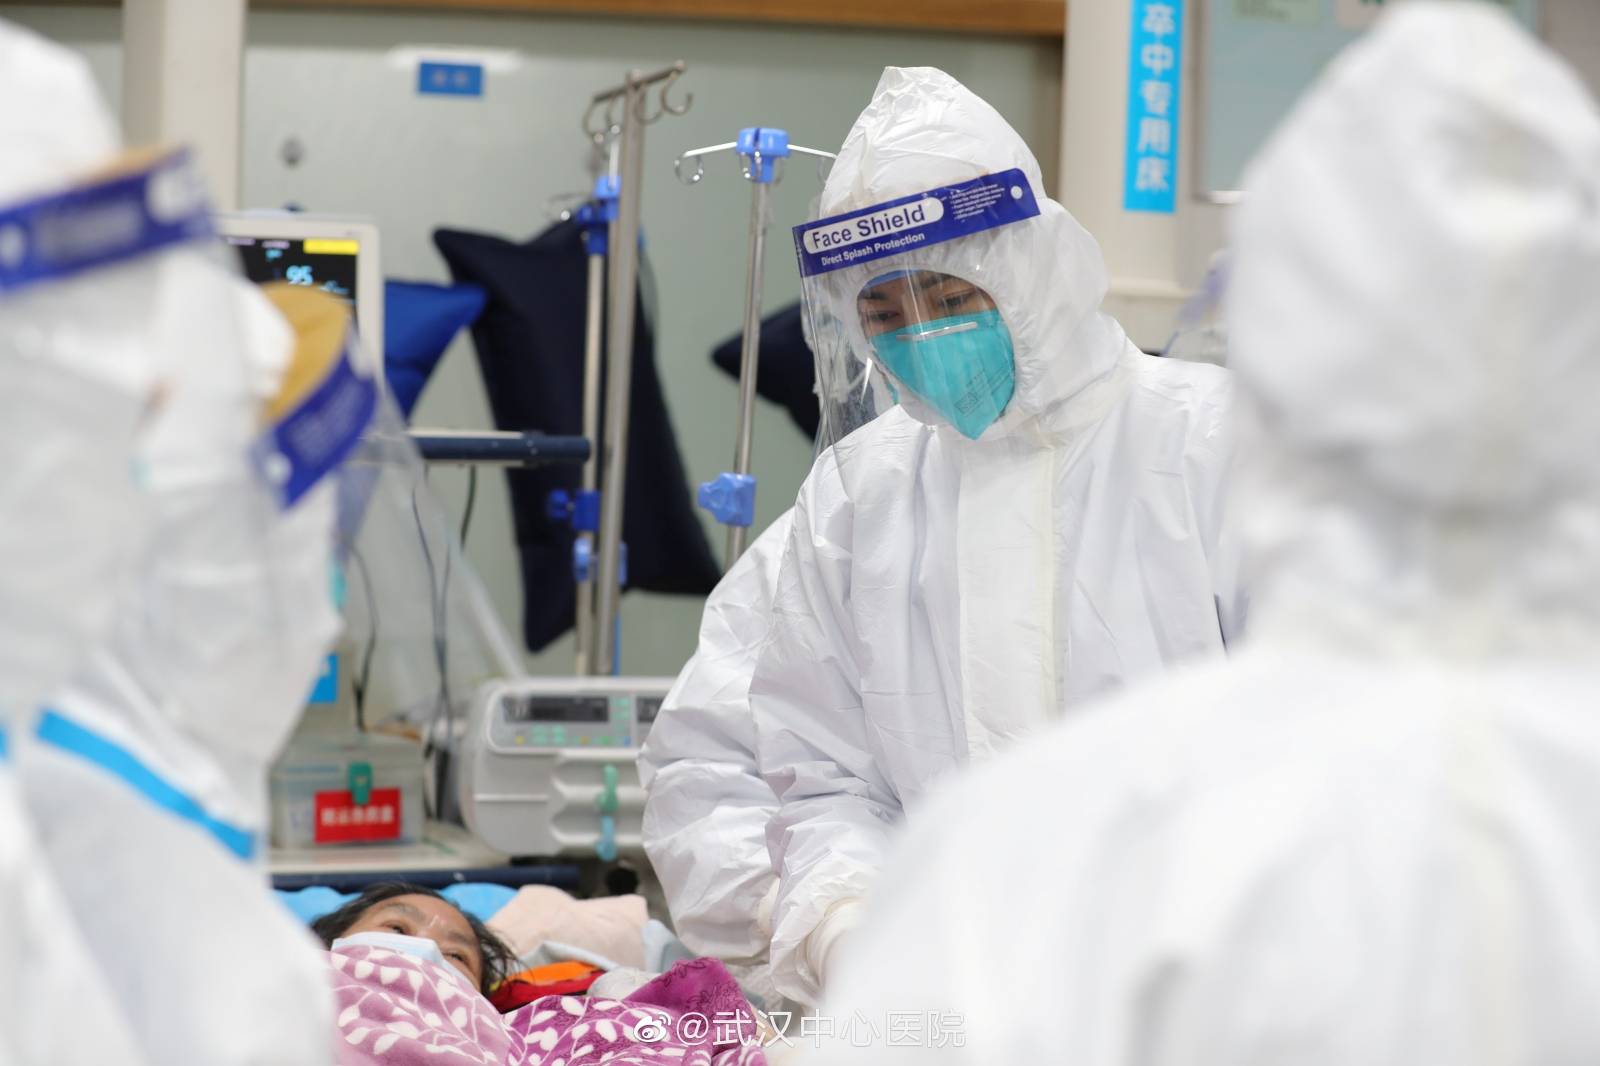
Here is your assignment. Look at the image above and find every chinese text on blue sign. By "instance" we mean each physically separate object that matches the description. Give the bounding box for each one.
[1125,0,1184,214]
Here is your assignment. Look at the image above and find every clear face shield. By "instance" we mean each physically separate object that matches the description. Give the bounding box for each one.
[246,302,519,822]
[228,283,519,823]
[808,305,897,455]
[325,372,524,821]
[794,168,1042,443]
[0,149,232,721]
[106,260,379,772]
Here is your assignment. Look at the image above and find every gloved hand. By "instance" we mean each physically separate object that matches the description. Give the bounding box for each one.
[802,897,865,997]
[755,879,780,944]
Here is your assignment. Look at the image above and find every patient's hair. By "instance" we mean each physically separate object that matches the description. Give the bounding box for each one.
[311,881,518,995]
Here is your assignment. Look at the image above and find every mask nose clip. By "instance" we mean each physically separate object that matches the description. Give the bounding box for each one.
[897,318,980,343]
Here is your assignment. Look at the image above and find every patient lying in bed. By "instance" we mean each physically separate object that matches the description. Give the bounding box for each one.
[312,881,518,998]
[318,882,769,1065]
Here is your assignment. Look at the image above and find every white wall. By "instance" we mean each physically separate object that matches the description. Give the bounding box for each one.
[3,3,1061,677]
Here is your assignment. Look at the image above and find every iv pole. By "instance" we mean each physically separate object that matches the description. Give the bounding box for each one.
[675,128,835,568]
[584,62,692,674]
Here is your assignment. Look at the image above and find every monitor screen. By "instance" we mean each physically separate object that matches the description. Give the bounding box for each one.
[226,234,360,314]
[504,695,610,725]
[215,215,382,364]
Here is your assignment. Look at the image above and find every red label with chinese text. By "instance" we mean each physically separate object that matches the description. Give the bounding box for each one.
[313,788,402,844]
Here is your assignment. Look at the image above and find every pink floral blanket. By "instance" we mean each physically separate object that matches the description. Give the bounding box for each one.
[329,945,769,1066]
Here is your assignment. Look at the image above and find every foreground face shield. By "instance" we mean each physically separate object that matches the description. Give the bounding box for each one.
[794,168,1040,442]
[327,383,524,739]
[304,337,522,822]
[0,149,215,720]
[113,278,377,769]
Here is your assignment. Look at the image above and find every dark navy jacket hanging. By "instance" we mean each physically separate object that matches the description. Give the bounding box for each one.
[435,221,720,652]
[708,302,821,440]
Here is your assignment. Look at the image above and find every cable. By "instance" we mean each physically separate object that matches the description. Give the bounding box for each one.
[407,490,441,681]
[421,468,483,818]
[347,544,379,733]
[409,469,477,819]
[439,489,461,809]
[412,487,449,818]
[460,465,479,547]
[429,467,480,818]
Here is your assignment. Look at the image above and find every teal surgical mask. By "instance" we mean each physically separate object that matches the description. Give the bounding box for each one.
[870,309,1015,440]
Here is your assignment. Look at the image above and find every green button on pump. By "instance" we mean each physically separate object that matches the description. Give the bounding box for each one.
[348,761,373,806]
[595,764,619,815]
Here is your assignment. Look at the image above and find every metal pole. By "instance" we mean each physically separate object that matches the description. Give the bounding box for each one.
[724,177,770,564]
[573,249,605,675]
[408,432,590,465]
[581,251,605,496]
[593,76,648,674]
[588,61,686,108]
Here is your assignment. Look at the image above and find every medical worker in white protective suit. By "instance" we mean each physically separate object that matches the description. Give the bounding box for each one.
[19,282,374,1064]
[752,66,1241,1006]
[0,21,175,1066]
[640,515,791,994]
[805,5,1600,1062]
[640,352,891,1008]
[12,123,377,1065]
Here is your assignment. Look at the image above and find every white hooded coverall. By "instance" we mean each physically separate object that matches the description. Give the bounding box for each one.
[639,513,793,994]
[751,67,1241,1005]
[808,5,1600,1062]
[20,286,363,1066]
[0,21,167,1066]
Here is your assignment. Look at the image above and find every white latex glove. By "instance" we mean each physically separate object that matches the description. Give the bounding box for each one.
[755,879,781,943]
[802,898,865,998]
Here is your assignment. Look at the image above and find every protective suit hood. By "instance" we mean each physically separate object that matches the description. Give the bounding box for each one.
[1229,0,1600,656]
[0,21,119,203]
[818,66,1125,440]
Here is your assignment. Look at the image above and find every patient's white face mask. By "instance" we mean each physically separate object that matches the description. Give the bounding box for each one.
[330,931,449,970]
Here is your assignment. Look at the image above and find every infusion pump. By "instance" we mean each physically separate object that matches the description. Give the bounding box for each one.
[458,676,673,860]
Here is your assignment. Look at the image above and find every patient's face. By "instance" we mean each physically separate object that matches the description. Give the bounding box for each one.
[345,893,484,989]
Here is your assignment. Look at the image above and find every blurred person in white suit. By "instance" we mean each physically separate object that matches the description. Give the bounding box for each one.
[803,4,1600,1063]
